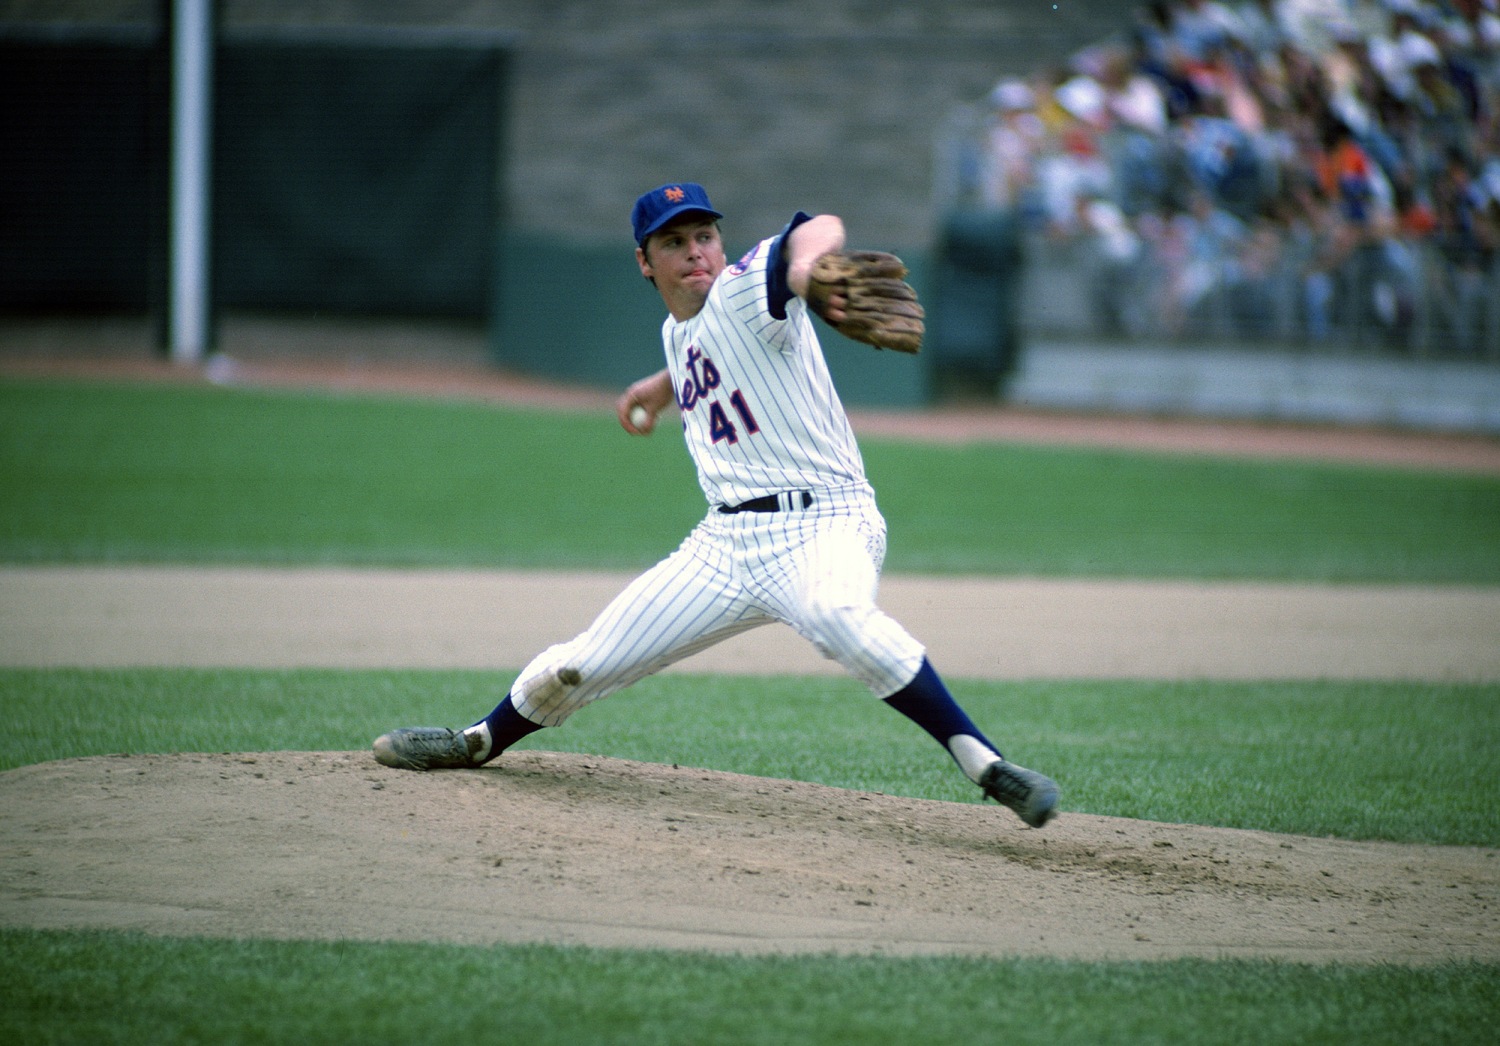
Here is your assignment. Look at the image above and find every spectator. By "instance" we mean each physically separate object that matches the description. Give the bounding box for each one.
[1035,70,1116,235]
[1183,189,1251,333]
[951,0,1499,354]
[1178,92,1267,218]
[1170,0,1243,61]
[1100,45,1175,214]
[1430,145,1499,352]
[1076,192,1148,333]
[1277,0,1367,54]
[981,79,1046,213]
[1230,0,1290,55]
[1371,169,1437,341]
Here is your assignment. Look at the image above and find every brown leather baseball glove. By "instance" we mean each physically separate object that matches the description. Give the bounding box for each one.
[805,250,925,354]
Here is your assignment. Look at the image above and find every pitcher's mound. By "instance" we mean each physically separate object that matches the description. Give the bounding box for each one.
[2,750,1495,963]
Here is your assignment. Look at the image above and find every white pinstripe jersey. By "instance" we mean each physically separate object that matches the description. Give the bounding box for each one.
[663,212,868,508]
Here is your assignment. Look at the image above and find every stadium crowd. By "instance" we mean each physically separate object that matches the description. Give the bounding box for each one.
[958,0,1500,355]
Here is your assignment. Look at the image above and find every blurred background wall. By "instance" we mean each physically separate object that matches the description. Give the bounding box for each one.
[0,1,1110,405]
[2,1,1497,423]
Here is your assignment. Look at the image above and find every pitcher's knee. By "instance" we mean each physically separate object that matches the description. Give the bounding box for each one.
[799,596,927,694]
[513,645,589,725]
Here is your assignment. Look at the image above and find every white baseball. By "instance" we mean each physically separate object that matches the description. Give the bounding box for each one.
[630,405,651,428]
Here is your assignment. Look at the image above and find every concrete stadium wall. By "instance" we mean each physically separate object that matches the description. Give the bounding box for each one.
[4,1,1120,404]
[4,0,1125,248]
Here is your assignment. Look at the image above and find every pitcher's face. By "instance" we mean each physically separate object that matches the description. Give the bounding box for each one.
[637,218,726,320]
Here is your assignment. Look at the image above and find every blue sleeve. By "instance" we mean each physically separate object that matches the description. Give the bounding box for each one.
[765,211,814,321]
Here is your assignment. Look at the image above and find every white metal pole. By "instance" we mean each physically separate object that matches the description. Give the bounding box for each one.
[169,0,213,364]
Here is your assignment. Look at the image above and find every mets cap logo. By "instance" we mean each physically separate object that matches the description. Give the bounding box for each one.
[664,186,685,202]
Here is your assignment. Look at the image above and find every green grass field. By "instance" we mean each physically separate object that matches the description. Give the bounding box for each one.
[3,931,1493,1046]
[2,377,1497,1044]
[3,379,1497,579]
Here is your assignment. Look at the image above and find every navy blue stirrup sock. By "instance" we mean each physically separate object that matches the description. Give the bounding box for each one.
[469,694,544,763]
[883,657,1002,761]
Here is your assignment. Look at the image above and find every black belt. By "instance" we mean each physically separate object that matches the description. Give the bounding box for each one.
[718,491,814,514]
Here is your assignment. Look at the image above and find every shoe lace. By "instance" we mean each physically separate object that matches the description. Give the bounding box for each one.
[402,728,462,755]
[982,762,1031,804]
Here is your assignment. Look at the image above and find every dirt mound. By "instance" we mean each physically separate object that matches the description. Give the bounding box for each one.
[3,750,1494,963]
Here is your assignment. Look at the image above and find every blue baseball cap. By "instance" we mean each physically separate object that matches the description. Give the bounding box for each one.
[631,183,723,246]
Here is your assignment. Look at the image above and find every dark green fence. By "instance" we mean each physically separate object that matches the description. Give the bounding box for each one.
[0,27,505,319]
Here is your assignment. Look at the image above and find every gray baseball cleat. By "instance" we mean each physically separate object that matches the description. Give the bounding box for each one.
[372,727,484,771]
[979,759,1059,828]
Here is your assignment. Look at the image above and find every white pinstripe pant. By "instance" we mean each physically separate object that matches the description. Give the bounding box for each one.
[510,485,928,727]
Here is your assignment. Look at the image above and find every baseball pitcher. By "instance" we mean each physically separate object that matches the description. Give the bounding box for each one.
[374,183,1058,828]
